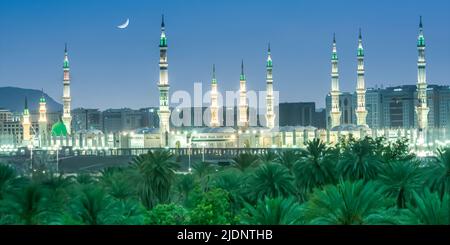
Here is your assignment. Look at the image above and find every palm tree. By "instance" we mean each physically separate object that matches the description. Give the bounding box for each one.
[378,160,424,208]
[0,184,54,225]
[75,173,98,185]
[40,173,75,214]
[337,137,380,181]
[70,185,117,225]
[175,174,196,205]
[406,189,449,225]
[276,150,300,172]
[232,153,260,172]
[294,139,336,195]
[424,147,450,199]
[303,180,399,225]
[192,161,214,179]
[248,163,296,201]
[377,137,415,163]
[112,198,148,225]
[0,164,20,200]
[241,197,304,225]
[259,150,277,164]
[212,169,247,218]
[128,150,179,210]
[192,161,214,192]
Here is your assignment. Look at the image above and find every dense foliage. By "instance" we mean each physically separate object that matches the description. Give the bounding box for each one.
[0,137,448,225]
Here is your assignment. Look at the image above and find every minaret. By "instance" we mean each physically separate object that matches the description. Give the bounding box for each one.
[158,15,170,146]
[265,43,275,129]
[355,29,368,126]
[22,97,31,143]
[62,44,72,135]
[330,34,341,128]
[239,60,248,128]
[415,16,429,138]
[210,64,220,127]
[38,90,48,146]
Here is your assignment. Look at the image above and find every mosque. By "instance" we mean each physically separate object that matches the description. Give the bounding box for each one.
[14,16,442,153]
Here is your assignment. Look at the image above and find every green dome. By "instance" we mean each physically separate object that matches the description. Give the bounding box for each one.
[40,96,46,103]
[51,120,68,136]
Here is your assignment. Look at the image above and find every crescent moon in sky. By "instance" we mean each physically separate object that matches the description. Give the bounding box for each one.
[117,18,129,29]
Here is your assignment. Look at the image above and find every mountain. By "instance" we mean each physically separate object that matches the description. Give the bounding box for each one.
[0,87,63,112]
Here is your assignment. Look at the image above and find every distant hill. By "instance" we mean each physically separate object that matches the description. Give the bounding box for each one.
[0,87,63,112]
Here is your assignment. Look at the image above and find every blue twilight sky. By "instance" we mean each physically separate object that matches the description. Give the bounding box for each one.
[0,0,449,110]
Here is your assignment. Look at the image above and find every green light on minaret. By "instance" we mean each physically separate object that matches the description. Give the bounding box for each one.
[212,64,217,84]
[417,16,425,47]
[332,52,338,60]
[23,97,29,115]
[357,48,364,57]
[40,89,46,103]
[240,60,245,80]
[63,43,69,69]
[160,37,167,47]
[267,43,273,68]
[357,28,364,57]
[160,15,167,47]
[332,33,338,60]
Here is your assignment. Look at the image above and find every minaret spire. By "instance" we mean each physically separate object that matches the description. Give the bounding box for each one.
[210,64,219,127]
[265,43,275,129]
[39,89,48,146]
[415,16,429,143]
[330,33,341,128]
[240,59,245,79]
[355,28,367,126]
[239,60,248,128]
[158,14,170,146]
[22,97,31,144]
[62,44,72,135]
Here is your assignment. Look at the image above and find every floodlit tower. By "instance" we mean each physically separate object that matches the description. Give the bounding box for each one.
[158,15,171,146]
[265,43,275,129]
[355,29,368,126]
[38,90,48,145]
[22,97,31,142]
[210,64,220,127]
[62,44,72,135]
[330,34,341,128]
[415,16,429,140]
[239,60,248,128]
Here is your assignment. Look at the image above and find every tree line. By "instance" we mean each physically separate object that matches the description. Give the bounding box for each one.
[0,136,448,225]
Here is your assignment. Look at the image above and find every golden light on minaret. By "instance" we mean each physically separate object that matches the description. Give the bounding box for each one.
[265,43,275,129]
[210,64,220,127]
[158,15,171,146]
[62,43,72,135]
[355,29,368,126]
[330,33,341,128]
[239,60,249,128]
[22,97,32,142]
[38,91,48,146]
[415,16,429,142]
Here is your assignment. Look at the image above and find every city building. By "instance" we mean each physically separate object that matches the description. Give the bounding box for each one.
[72,108,103,132]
